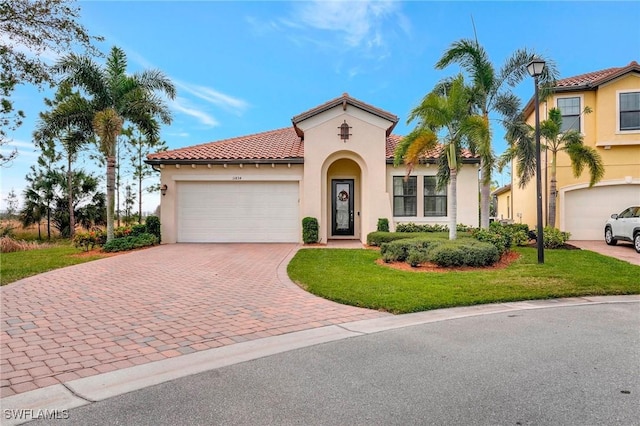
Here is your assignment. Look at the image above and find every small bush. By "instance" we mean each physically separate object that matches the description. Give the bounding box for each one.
[102,233,158,253]
[302,217,319,244]
[114,226,132,238]
[471,228,508,254]
[544,227,571,249]
[396,223,448,233]
[407,247,429,267]
[131,224,147,236]
[72,230,107,251]
[377,218,389,232]
[145,215,161,243]
[367,232,429,247]
[380,238,439,263]
[429,241,500,267]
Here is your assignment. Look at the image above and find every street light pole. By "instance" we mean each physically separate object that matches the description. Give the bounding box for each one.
[527,59,546,264]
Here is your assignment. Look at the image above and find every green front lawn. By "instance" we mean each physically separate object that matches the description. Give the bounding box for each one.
[287,247,640,314]
[1,245,109,286]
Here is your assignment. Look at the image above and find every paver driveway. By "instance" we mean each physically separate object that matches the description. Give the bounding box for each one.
[0,244,387,397]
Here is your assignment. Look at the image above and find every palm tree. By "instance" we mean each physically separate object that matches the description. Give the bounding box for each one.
[500,107,604,228]
[35,81,93,238]
[52,46,176,241]
[435,38,558,229]
[395,75,487,239]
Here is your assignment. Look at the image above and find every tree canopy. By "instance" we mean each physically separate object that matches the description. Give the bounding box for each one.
[0,0,101,165]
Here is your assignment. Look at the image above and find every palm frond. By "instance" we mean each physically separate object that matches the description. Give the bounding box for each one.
[564,142,605,187]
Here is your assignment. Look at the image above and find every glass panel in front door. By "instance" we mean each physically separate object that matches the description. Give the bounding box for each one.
[335,183,350,231]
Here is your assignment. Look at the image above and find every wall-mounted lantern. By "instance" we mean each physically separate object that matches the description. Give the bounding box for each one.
[161,184,168,196]
[338,120,352,141]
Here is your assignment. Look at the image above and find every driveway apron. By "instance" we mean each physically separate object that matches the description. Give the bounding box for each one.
[0,244,387,397]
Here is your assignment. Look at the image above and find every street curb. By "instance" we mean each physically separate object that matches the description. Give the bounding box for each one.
[2,295,638,425]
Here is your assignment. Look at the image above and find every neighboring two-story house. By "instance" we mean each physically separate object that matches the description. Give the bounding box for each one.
[494,61,640,240]
[146,94,480,244]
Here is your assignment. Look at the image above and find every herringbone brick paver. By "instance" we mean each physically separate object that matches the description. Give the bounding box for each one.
[1,244,387,397]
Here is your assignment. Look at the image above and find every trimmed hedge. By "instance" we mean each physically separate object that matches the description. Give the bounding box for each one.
[367,232,431,247]
[544,226,571,248]
[102,233,158,253]
[429,241,500,267]
[302,217,319,244]
[380,238,441,263]
[377,218,389,232]
[396,223,448,233]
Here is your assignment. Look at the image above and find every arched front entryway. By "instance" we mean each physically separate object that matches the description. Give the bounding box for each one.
[326,158,362,240]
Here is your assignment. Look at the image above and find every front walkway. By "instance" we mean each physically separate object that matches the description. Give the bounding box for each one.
[0,244,387,397]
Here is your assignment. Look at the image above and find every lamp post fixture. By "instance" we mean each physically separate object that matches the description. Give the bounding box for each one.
[527,58,546,264]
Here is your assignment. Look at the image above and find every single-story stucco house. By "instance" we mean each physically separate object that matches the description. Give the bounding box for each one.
[145,94,481,243]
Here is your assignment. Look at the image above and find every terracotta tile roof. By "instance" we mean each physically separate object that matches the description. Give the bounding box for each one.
[292,93,398,136]
[523,61,640,115]
[385,134,479,162]
[555,61,640,89]
[146,128,479,164]
[146,127,303,163]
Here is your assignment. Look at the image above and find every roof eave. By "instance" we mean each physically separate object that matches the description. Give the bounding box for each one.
[144,158,305,166]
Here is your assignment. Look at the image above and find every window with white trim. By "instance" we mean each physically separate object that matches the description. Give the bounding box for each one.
[557,97,581,132]
[620,92,640,131]
[424,176,447,217]
[393,176,417,216]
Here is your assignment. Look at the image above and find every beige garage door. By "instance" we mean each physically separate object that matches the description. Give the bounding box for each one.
[177,181,299,242]
[564,184,640,240]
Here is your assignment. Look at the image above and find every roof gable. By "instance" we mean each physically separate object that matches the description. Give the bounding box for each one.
[291,93,399,137]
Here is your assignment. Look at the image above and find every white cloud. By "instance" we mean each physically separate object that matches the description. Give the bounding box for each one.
[169,98,219,127]
[175,81,249,116]
[289,0,406,49]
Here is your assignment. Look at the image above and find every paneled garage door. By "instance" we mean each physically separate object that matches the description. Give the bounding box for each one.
[177,181,300,242]
[564,184,640,240]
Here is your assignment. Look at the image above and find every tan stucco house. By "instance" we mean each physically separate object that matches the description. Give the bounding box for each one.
[494,61,640,240]
[146,94,480,243]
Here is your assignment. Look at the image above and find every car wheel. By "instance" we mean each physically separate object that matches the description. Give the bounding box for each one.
[604,227,617,246]
[634,233,640,254]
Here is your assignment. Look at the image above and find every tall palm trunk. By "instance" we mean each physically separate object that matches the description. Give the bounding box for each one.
[449,168,458,240]
[480,162,490,229]
[67,156,75,238]
[548,150,558,228]
[106,155,116,241]
[138,148,143,223]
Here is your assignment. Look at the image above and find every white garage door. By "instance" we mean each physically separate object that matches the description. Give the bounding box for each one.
[177,181,300,242]
[564,184,640,240]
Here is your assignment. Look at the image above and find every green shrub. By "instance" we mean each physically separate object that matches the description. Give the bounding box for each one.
[302,217,319,244]
[114,226,132,238]
[380,238,439,263]
[471,228,508,254]
[72,230,107,251]
[377,218,389,232]
[102,233,158,253]
[131,224,147,236]
[543,227,570,249]
[396,223,448,233]
[367,232,428,247]
[429,241,499,267]
[145,215,161,243]
[407,247,429,267]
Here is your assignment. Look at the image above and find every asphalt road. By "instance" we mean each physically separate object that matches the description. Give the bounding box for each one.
[31,303,640,426]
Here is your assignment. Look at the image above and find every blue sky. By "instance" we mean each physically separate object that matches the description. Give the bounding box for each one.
[2,0,639,213]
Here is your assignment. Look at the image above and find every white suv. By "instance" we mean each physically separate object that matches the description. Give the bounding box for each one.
[604,206,640,253]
